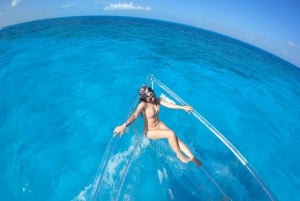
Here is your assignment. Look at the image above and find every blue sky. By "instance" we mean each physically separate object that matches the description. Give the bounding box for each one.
[1,0,300,67]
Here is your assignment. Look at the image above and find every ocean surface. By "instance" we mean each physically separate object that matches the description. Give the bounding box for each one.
[0,16,299,201]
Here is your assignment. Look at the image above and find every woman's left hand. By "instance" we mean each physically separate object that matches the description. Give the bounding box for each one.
[182,105,193,112]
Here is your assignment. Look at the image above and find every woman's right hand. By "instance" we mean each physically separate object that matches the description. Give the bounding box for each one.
[113,125,126,136]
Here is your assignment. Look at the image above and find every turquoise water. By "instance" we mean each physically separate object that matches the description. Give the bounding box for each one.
[0,16,299,201]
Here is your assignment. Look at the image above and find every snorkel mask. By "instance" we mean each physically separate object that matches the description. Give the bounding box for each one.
[138,85,154,99]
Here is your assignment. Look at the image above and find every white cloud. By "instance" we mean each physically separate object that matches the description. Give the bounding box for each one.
[62,3,74,8]
[11,0,22,7]
[287,41,295,47]
[287,41,300,49]
[104,2,151,11]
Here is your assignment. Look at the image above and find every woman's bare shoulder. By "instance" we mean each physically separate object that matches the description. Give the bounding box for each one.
[138,101,146,106]
[137,101,146,110]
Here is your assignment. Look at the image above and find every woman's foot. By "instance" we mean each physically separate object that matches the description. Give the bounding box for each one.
[191,157,202,166]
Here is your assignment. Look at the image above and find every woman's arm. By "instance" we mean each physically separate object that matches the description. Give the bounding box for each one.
[113,102,145,136]
[160,99,193,112]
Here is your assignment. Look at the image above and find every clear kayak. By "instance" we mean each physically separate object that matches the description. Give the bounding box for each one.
[87,74,277,201]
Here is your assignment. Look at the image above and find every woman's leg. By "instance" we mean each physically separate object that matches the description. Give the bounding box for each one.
[177,139,194,159]
[154,122,195,159]
[147,128,191,163]
[147,122,201,166]
[178,139,202,166]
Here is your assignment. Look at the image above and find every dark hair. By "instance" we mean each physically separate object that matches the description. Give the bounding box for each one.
[139,97,147,103]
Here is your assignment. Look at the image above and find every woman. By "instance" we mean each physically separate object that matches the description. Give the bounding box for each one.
[113,85,201,166]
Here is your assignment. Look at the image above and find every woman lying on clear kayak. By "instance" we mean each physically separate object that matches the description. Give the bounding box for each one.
[113,85,201,166]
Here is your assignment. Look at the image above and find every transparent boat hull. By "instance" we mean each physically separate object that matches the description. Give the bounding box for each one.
[87,74,276,201]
